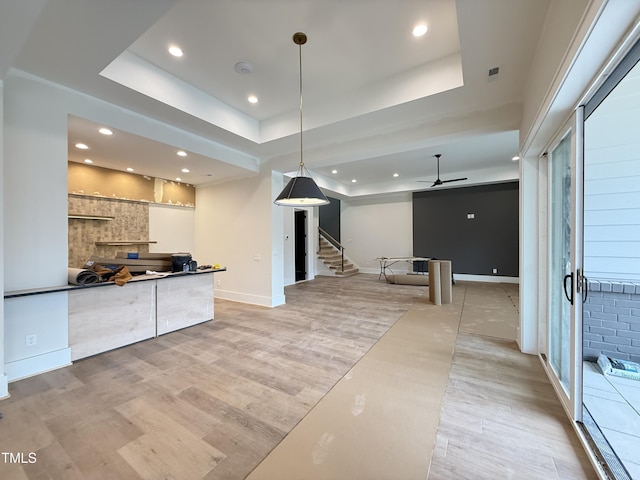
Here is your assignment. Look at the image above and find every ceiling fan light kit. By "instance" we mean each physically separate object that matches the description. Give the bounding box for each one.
[418,153,468,187]
[274,32,329,207]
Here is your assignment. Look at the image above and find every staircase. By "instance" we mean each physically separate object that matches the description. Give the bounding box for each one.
[318,237,359,277]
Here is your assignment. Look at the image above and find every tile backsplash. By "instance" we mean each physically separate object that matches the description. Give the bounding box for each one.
[68,195,150,268]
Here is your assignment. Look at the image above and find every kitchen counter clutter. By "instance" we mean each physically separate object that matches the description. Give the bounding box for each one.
[4,267,226,298]
[4,267,226,380]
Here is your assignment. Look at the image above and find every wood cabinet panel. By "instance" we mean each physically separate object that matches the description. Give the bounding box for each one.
[69,281,156,361]
[156,274,214,335]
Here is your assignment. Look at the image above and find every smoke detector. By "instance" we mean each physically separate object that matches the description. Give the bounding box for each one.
[234,61,254,74]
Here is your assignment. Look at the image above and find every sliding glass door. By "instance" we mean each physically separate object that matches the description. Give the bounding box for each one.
[545,112,584,421]
[580,38,640,480]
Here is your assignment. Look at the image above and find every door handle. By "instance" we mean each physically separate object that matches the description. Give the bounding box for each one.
[578,269,589,304]
[563,273,574,305]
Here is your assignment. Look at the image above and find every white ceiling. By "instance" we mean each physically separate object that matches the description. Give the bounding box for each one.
[2,0,551,197]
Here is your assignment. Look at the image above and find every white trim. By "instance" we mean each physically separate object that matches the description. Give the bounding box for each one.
[453,274,519,284]
[0,375,8,399]
[358,267,519,284]
[214,289,285,308]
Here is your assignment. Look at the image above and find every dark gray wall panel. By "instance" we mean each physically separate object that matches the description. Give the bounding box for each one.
[319,196,341,243]
[412,182,519,277]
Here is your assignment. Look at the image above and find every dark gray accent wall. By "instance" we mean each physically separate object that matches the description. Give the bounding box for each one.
[412,182,519,276]
[319,196,341,242]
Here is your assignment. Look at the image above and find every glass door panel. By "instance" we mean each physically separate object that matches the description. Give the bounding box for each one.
[549,133,573,394]
[546,110,584,421]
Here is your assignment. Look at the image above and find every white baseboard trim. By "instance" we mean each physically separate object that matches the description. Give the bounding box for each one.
[454,274,519,283]
[215,289,285,308]
[0,374,8,399]
[358,268,519,284]
[6,348,71,382]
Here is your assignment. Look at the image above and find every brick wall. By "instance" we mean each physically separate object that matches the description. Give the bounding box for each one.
[583,279,640,363]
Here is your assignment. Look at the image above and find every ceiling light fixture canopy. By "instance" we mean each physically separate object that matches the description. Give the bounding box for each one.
[274,32,329,207]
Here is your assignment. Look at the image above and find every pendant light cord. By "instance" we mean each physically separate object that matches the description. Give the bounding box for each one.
[298,40,304,171]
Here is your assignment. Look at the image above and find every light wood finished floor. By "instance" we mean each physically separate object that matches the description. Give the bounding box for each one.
[0,275,596,479]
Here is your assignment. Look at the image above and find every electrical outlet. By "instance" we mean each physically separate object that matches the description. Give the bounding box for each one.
[216,279,221,287]
[492,268,498,274]
[26,334,37,347]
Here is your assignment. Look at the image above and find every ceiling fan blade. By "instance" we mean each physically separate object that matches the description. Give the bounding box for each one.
[440,177,468,184]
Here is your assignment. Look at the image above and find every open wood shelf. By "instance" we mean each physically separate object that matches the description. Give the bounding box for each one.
[95,241,157,246]
[68,214,115,221]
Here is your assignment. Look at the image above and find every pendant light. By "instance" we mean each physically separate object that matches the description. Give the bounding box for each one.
[274,32,330,206]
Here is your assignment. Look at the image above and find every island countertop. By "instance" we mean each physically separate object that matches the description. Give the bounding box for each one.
[4,267,226,298]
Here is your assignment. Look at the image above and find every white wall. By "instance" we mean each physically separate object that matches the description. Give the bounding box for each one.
[194,170,285,307]
[149,204,195,256]
[342,193,413,274]
[3,72,71,380]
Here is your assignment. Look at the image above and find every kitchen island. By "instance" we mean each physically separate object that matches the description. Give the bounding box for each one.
[4,268,225,379]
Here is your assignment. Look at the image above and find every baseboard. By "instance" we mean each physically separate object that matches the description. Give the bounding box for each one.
[5,348,71,382]
[359,268,519,284]
[454,274,519,284]
[215,289,285,308]
[0,374,8,399]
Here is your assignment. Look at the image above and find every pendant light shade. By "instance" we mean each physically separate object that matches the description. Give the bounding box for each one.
[274,32,329,207]
[275,172,330,206]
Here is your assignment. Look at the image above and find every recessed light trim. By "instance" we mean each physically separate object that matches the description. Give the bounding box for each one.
[175,177,182,182]
[168,45,183,57]
[75,143,89,150]
[331,169,338,174]
[98,127,113,136]
[351,179,357,183]
[177,150,187,157]
[83,159,93,164]
[126,167,134,172]
[412,24,428,37]
[393,173,399,178]
[181,168,190,173]
[248,95,258,104]
[512,156,520,161]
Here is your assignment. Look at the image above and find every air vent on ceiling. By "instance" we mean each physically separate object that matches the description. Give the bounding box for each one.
[488,66,500,77]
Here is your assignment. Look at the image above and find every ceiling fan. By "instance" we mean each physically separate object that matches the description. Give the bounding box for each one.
[418,154,468,187]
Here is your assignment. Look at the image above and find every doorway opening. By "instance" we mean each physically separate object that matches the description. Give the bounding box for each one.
[294,210,307,282]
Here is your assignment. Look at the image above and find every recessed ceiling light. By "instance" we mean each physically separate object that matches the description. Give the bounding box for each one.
[247,95,258,104]
[83,159,93,164]
[126,167,134,172]
[331,169,338,174]
[393,173,399,178]
[181,168,190,173]
[512,156,520,161]
[98,127,113,136]
[75,143,89,149]
[168,45,183,57]
[412,24,428,37]
[176,150,187,157]
[351,179,357,183]
[175,177,182,182]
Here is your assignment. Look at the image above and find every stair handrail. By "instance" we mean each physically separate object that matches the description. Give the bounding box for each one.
[318,227,344,272]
